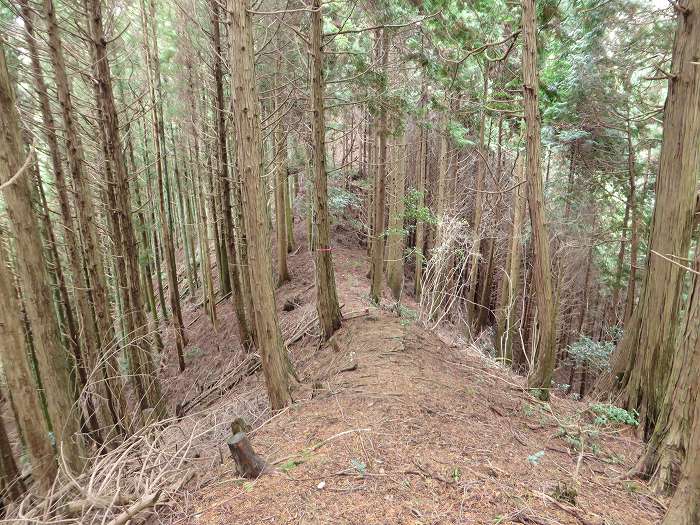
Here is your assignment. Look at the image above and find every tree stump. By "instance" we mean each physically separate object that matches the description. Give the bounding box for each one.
[227,432,269,478]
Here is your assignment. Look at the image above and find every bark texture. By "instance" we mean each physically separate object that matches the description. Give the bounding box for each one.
[310,0,343,339]
[522,0,557,399]
[228,0,291,410]
[0,38,85,473]
[597,0,700,436]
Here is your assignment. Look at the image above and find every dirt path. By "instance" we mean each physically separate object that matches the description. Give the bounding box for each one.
[185,311,661,524]
[152,222,662,524]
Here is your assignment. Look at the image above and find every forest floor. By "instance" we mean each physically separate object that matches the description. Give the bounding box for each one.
[152,223,664,525]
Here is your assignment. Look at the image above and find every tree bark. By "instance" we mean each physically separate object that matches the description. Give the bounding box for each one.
[273,42,290,285]
[87,0,165,418]
[228,0,291,410]
[310,0,343,339]
[139,0,187,371]
[369,28,390,304]
[210,0,251,345]
[386,136,406,301]
[0,234,56,493]
[0,38,85,473]
[596,0,700,436]
[522,0,557,399]
[495,156,526,363]
[640,248,700,494]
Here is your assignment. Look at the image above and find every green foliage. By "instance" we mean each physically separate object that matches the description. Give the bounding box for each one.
[590,403,639,427]
[328,186,361,214]
[397,304,418,326]
[527,450,545,466]
[279,458,304,472]
[566,336,614,372]
[350,458,367,475]
[403,188,437,225]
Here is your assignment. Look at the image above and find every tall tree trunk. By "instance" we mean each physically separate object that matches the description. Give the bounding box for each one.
[228,0,291,409]
[495,156,526,363]
[522,0,557,399]
[414,125,427,300]
[0,401,24,501]
[596,0,700,436]
[639,247,700,494]
[285,170,296,253]
[386,136,406,301]
[0,39,85,473]
[467,66,490,323]
[210,0,251,346]
[42,0,126,431]
[370,28,390,304]
[139,0,187,370]
[310,0,343,339]
[610,124,634,323]
[0,235,56,493]
[87,0,165,418]
[273,47,290,285]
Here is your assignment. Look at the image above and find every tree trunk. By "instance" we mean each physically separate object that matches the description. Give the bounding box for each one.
[370,28,390,304]
[596,0,700,436]
[87,0,165,418]
[0,400,24,501]
[139,0,187,371]
[467,66,490,323]
[0,235,56,493]
[273,45,290,285]
[386,136,406,301]
[210,0,251,346]
[228,0,291,410]
[610,124,634,323]
[310,0,343,339]
[639,245,700,493]
[495,156,526,363]
[0,38,85,473]
[522,0,557,399]
[43,0,128,431]
[414,125,427,300]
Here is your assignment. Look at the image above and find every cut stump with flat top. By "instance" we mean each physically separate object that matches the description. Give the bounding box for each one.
[227,432,270,478]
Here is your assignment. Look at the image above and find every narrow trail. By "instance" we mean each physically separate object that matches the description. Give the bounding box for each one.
[156,227,663,525]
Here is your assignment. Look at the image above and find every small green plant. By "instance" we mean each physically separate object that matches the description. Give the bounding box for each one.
[403,188,437,225]
[328,186,361,214]
[397,304,417,326]
[523,404,535,417]
[527,450,545,465]
[567,336,615,372]
[450,467,462,482]
[590,403,639,426]
[350,459,366,476]
[279,458,303,472]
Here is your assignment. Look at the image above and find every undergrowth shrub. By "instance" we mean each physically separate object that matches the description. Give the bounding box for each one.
[566,336,614,372]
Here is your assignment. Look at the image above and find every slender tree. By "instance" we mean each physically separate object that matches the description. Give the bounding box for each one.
[522,0,557,398]
[310,0,343,339]
[228,0,291,409]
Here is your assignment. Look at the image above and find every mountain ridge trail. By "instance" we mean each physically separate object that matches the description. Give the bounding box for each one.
[160,231,663,524]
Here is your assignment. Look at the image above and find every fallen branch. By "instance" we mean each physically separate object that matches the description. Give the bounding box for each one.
[106,491,161,525]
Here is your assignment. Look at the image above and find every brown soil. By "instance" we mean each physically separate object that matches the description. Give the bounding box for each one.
[158,222,664,525]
